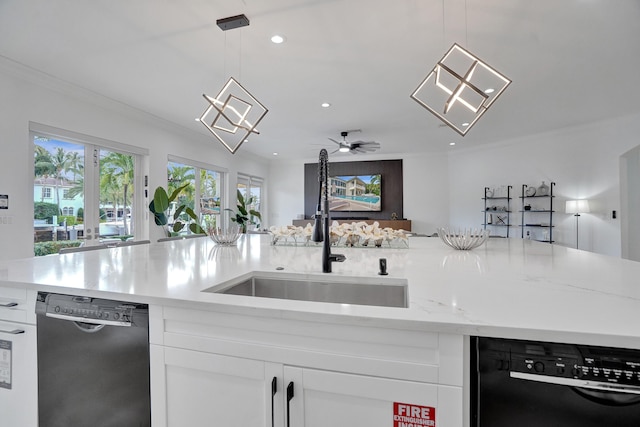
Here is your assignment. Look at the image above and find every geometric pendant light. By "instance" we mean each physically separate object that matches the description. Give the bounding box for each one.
[199,77,269,154]
[411,43,511,136]
[198,14,268,154]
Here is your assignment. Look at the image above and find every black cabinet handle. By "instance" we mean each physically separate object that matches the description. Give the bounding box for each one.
[0,328,24,334]
[0,302,18,308]
[271,377,277,427]
[286,381,294,427]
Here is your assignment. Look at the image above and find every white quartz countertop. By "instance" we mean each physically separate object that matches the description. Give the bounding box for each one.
[2,235,639,348]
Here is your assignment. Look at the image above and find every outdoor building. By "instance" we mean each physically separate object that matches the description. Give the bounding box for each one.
[33,177,83,221]
[330,177,347,196]
[345,177,366,197]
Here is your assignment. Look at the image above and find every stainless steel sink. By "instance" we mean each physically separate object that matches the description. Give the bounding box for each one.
[206,274,408,308]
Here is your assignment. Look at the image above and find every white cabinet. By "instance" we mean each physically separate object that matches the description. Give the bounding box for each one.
[151,347,462,427]
[150,305,464,427]
[150,345,280,427]
[0,286,37,427]
[286,367,462,427]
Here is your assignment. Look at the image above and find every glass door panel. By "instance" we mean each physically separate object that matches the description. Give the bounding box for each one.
[33,136,86,254]
[200,169,221,230]
[237,174,263,231]
[167,161,196,234]
[249,181,262,227]
[98,149,136,242]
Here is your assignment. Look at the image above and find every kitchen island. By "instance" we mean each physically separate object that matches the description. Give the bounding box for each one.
[2,235,640,426]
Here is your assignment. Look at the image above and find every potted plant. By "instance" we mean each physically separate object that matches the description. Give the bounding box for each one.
[226,189,262,233]
[149,184,205,236]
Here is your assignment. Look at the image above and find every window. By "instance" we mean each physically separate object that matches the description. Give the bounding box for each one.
[167,156,226,233]
[237,173,264,229]
[32,123,147,255]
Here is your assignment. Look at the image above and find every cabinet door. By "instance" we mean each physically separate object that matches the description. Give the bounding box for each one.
[285,367,462,427]
[0,322,37,427]
[151,345,282,427]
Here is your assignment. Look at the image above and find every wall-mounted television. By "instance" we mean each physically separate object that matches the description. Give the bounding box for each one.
[328,174,381,212]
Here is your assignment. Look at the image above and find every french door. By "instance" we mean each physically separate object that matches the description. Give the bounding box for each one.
[236,174,263,230]
[32,124,146,254]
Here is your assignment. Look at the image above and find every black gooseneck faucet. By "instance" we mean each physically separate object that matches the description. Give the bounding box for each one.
[311,149,346,273]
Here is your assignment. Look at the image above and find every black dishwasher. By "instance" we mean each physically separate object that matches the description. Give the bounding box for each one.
[36,292,151,427]
[471,336,640,427]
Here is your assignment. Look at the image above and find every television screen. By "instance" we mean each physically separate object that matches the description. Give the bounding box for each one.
[328,174,381,211]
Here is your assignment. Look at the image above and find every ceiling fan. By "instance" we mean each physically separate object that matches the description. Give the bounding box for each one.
[328,130,380,155]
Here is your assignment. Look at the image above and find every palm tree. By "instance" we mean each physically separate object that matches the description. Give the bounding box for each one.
[34,144,55,178]
[167,164,196,212]
[66,176,84,200]
[99,172,120,222]
[67,151,83,182]
[367,174,381,196]
[101,152,134,232]
[50,147,72,216]
[200,169,217,198]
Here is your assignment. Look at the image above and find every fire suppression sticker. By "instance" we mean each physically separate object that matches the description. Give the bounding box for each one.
[393,402,435,427]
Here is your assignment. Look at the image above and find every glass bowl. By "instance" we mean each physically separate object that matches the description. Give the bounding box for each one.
[207,224,241,245]
[437,228,490,250]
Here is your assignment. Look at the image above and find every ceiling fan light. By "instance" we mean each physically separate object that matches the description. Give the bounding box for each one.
[339,146,350,153]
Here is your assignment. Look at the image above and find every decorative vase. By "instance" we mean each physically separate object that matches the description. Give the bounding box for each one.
[537,181,549,196]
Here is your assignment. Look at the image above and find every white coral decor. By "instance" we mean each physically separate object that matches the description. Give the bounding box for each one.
[269,221,409,248]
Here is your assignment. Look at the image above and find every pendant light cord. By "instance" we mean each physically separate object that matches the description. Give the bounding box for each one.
[465,0,469,48]
[224,31,227,80]
[442,0,470,47]
[442,0,445,47]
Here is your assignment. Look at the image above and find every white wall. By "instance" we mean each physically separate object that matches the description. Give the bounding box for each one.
[401,152,450,234]
[448,113,640,257]
[268,158,306,228]
[0,59,269,261]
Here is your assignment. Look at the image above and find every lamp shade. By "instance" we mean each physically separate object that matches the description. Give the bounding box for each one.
[565,199,590,214]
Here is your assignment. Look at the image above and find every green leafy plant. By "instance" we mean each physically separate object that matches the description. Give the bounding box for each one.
[34,241,81,257]
[59,215,77,226]
[149,184,205,236]
[226,189,262,233]
[34,202,60,223]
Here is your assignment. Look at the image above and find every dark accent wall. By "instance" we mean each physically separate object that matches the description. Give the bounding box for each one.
[303,159,403,220]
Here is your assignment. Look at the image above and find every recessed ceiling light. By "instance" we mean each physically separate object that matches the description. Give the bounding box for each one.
[462,122,470,127]
[484,88,495,94]
[271,35,285,44]
[272,152,279,156]
[449,142,456,146]
[321,102,331,108]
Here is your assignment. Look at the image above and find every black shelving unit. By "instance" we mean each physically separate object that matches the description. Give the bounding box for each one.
[483,186,512,237]
[520,182,555,243]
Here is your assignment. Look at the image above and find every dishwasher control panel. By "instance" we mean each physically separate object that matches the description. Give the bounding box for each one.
[36,292,137,326]
[489,338,640,387]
